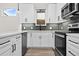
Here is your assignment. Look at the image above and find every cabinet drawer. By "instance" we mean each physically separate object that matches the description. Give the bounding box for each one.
[67,43,79,56]
[67,50,73,56]
[67,39,79,49]
[0,44,11,55]
[67,47,78,56]
[67,36,79,43]
[0,37,10,45]
[0,48,12,56]
[11,34,21,42]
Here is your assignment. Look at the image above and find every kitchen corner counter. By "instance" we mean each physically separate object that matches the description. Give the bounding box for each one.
[0,31,28,38]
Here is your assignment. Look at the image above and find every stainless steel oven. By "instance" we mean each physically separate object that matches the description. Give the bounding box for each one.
[55,32,66,56]
[55,23,79,56]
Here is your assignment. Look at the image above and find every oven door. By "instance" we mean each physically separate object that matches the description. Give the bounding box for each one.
[55,32,66,56]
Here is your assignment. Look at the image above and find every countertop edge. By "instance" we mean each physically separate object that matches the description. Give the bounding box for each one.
[0,31,27,39]
[0,30,65,38]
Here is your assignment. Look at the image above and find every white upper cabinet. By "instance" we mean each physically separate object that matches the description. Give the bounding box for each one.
[48,3,57,23]
[19,3,66,23]
[19,3,35,23]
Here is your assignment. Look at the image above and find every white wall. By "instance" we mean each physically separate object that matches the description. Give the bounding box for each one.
[34,3,48,9]
[0,3,18,9]
[0,16,19,33]
[0,3,20,33]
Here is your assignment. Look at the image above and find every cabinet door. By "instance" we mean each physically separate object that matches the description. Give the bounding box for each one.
[19,3,35,23]
[48,4,57,23]
[27,32,32,48]
[31,33,41,47]
[41,33,53,48]
[11,34,22,56]
[0,48,12,56]
[50,33,55,48]
[67,36,79,56]
[15,39,22,56]
[10,36,16,56]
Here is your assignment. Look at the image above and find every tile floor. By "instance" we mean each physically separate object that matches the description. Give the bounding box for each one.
[25,48,55,56]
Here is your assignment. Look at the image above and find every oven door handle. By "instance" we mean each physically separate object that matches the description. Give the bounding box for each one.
[55,34,65,38]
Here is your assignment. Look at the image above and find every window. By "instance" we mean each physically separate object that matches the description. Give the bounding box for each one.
[37,13,45,19]
[36,9,46,19]
[3,8,16,16]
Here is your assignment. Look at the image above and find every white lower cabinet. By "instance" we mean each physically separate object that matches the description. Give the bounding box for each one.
[0,48,12,56]
[27,32,32,47]
[27,33,40,48]
[41,33,52,47]
[11,34,22,56]
[27,32,55,48]
[67,35,79,56]
[15,38,22,56]
[31,33,40,47]
[0,37,12,56]
[0,34,22,56]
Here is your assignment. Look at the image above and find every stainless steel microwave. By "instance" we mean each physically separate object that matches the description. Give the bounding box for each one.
[61,3,79,19]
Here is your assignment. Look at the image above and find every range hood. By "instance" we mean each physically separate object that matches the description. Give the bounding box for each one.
[35,19,46,26]
[37,19,45,24]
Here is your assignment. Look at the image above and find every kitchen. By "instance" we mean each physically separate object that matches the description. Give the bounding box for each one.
[0,3,79,56]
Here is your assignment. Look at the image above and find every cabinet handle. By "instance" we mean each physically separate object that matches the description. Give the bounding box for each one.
[0,40,10,45]
[12,45,14,53]
[68,51,76,56]
[69,40,79,45]
[16,36,21,39]
[14,44,16,51]
[12,44,16,53]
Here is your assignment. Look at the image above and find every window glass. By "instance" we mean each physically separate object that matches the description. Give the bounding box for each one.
[36,9,46,19]
[37,13,45,19]
[3,8,16,16]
